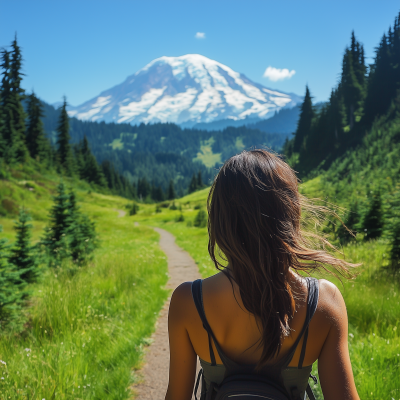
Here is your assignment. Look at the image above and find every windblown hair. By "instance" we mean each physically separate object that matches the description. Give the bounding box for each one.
[207,149,355,368]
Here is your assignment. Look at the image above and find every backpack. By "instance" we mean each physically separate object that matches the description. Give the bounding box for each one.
[191,278,319,400]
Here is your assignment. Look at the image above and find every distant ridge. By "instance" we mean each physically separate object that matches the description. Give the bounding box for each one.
[68,54,301,125]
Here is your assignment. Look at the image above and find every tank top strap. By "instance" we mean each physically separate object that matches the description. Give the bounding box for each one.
[191,279,232,367]
[277,277,320,369]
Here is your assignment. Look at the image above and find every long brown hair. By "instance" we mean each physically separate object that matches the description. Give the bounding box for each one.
[207,149,355,368]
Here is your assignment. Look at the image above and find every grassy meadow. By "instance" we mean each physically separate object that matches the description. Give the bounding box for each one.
[133,186,400,400]
[1,165,399,399]
[0,171,168,399]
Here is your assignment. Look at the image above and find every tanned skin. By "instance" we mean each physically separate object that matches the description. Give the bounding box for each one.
[165,270,360,400]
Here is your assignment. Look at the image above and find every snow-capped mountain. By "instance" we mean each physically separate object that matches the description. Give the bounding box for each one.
[68,54,301,125]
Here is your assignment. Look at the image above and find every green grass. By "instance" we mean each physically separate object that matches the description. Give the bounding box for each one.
[134,188,400,400]
[0,172,168,399]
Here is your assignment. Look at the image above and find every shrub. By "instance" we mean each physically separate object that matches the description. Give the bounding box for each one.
[175,212,184,222]
[1,198,19,215]
[130,203,139,215]
[194,210,207,228]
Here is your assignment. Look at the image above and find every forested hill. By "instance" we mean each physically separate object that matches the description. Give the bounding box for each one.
[286,11,400,251]
[285,13,400,178]
[41,101,285,192]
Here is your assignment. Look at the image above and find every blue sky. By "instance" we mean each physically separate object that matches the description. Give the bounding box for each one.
[1,0,399,106]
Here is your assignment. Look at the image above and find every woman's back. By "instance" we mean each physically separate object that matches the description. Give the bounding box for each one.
[165,150,360,400]
[187,271,326,368]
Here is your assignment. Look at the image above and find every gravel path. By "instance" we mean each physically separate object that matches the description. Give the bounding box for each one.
[132,227,201,400]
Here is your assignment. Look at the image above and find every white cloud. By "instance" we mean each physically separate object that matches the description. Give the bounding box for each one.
[195,32,206,39]
[263,66,296,82]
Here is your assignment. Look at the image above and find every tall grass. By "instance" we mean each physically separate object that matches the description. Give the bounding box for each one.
[0,178,168,399]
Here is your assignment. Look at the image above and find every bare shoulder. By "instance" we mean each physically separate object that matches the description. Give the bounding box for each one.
[169,281,196,324]
[316,279,347,325]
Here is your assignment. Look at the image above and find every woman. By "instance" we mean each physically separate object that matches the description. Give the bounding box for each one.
[165,150,360,400]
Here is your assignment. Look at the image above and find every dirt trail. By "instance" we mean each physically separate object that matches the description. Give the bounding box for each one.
[132,228,201,400]
[114,208,126,218]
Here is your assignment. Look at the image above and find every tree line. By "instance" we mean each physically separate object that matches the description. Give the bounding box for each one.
[284,10,400,273]
[285,12,400,176]
[0,35,208,202]
[0,35,140,199]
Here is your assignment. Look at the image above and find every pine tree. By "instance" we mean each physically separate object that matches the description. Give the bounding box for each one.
[76,136,106,186]
[69,214,98,265]
[7,36,28,162]
[151,185,164,202]
[361,191,384,240]
[336,201,359,244]
[188,174,198,194]
[197,171,203,188]
[9,209,40,284]
[137,177,151,200]
[41,182,71,266]
[388,219,400,271]
[0,90,5,157]
[293,86,314,153]
[386,186,400,271]
[0,49,18,163]
[364,34,392,124]
[0,226,23,328]
[56,98,75,176]
[67,189,80,229]
[167,179,176,200]
[341,32,366,129]
[326,88,347,145]
[26,91,49,162]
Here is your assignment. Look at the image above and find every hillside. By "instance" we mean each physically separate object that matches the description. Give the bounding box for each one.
[42,101,285,191]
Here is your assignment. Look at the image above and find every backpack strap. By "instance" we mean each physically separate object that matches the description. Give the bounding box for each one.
[306,383,317,400]
[192,279,219,366]
[297,277,319,369]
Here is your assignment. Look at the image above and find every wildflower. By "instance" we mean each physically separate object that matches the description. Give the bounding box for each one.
[349,333,354,338]
[0,360,6,365]
[371,358,374,360]
[24,348,31,352]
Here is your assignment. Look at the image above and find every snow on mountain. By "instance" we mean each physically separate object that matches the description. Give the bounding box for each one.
[68,54,302,125]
